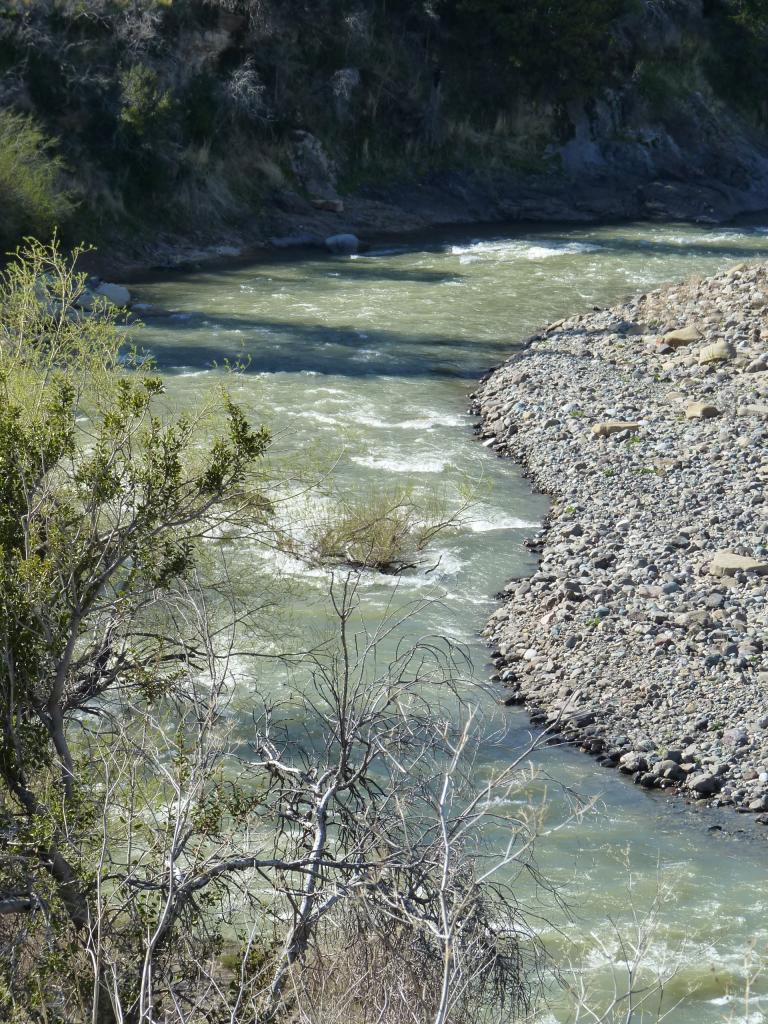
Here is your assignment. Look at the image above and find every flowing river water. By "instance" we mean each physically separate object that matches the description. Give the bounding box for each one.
[132,221,768,1022]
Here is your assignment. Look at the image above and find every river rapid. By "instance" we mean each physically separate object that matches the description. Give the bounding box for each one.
[132,221,768,1023]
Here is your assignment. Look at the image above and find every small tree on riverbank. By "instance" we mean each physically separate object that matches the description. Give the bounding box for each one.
[0,241,545,1023]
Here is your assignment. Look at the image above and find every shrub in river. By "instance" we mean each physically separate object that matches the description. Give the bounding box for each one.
[307,483,470,573]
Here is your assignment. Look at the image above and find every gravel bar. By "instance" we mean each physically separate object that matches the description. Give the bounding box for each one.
[471,261,768,817]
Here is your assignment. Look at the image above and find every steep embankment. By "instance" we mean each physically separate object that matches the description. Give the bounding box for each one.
[2,0,768,258]
[472,261,768,816]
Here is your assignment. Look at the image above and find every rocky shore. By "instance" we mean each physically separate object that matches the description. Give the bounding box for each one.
[471,262,768,817]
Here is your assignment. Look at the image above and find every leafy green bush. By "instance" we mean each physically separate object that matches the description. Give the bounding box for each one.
[0,110,74,248]
[119,64,174,140]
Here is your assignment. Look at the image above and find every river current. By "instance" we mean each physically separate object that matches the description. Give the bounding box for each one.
[133,221,768,1023]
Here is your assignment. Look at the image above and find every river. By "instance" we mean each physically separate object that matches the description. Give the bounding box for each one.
[132,220,768,1023]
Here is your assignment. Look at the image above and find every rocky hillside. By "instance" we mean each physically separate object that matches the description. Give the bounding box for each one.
[2,0,768,254]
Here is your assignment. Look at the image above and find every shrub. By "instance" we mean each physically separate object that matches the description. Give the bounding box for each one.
[0,110,74,248]
[306,483,469,573]
[119,63,174,141]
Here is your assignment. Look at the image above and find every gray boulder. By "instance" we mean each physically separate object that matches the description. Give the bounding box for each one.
[95,282,132,307]
[325,233,360,254]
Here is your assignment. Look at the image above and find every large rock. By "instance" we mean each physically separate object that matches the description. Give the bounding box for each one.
[663,325,701,348]
[95,282,132,307]
[325,233,359,254]
[685,401,721,420]
[736,404,768,418]
[709,551,768,577]
[687,773,722,796]
[591,420,640,437]
[698,340,734,364]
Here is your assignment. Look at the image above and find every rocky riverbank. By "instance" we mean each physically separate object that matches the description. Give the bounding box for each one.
[472,261,768,817]
[102,178,768,279]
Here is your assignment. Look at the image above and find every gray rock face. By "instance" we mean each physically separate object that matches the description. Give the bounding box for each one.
[472,259,768,815]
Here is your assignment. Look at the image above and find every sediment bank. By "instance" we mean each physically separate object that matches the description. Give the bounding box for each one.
[472,261,768,816]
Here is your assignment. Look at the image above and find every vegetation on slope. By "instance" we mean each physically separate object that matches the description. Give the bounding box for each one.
[0,110,74,249]
[0,0,767,247]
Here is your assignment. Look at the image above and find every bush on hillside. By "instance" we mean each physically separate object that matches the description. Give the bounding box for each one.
[0,110,74,249]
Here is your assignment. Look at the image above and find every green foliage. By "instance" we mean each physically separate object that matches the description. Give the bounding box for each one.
[119,64,174,140]
[702,0,768,121]
[451,0,631,95]
[0,239,272,1016]
[0,110,74,248]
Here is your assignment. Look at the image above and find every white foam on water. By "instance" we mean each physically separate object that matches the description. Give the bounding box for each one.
[350,410,467,430]
[526,242,602,259]
[350,348,385,362]
[351,455,449,473]
[292,410,341,425]
[348,412,395,428]
[397,412,468,429]
[450,239,601,262]
[467,512,538,532]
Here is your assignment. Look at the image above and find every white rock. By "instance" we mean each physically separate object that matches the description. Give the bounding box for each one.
[95,282,132,307]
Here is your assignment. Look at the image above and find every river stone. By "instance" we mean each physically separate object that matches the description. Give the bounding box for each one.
[688,773,722,795]
[663,325,701,348]
[325,233,360,254]
[698,341,734,364]
[723,727,749,747]
[709,551,768,577]
[619,752,647,773]
[736,404,768,418]
[591,420,641,437]
[95,282,131,307]
[685,401,721,420]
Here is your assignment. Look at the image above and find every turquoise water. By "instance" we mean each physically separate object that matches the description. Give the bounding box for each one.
[132,221,768,1022]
